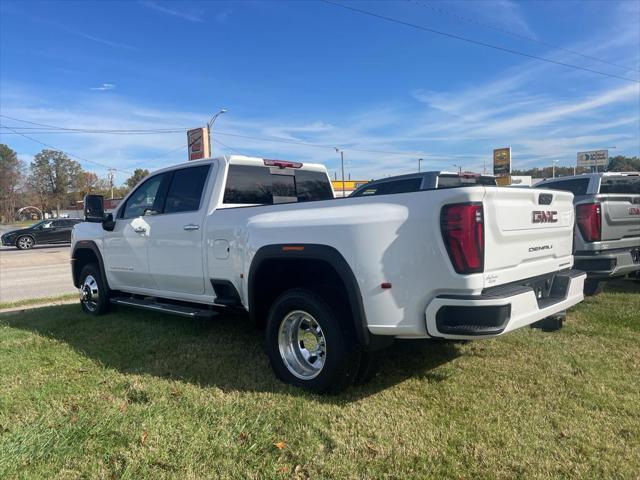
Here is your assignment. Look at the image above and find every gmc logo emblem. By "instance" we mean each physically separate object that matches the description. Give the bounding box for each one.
[630,207,640,216]
[532,211,558,223]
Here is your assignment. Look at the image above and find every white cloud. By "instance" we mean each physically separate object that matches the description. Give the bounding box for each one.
[90,83,116,91]
[139,1,203,23]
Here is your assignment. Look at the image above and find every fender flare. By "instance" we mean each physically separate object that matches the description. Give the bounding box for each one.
[248,244,371,346]
[71,240,110,292]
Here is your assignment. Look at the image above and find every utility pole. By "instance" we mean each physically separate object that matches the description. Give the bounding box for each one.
[107,168,116,199]
[335,148,345,197]
[207,108,227,156]
[418,158,423,172]
[453,164,462,173]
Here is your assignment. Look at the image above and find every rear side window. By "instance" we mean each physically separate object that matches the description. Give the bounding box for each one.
[164,165,211,213]
[538,178,589,196]
[223,165,333,205]
[600,176,640,194]
[352,178,423,197]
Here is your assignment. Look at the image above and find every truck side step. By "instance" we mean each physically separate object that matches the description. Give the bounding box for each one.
[110,297,218,319]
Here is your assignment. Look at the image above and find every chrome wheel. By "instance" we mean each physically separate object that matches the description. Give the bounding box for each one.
[18,236,34,249]
[79,274,99,312]
[278,310,327,380]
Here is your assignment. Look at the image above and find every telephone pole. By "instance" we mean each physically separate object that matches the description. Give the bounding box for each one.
[107,168,116,199]
[418,158,423,172]
[335,148,345,197]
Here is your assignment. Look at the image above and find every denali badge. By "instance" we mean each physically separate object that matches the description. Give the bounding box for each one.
[629,207,640,216]
[529,245,553,252]
[532,210,558,223]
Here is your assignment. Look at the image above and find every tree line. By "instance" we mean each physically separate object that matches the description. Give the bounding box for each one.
[0,144,149,223]
[512,156,640,178]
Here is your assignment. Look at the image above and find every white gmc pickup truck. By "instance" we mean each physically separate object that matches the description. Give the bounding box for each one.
[72,156,586,392]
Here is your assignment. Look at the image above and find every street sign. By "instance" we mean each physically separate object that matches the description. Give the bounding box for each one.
[493,147,511,176]
[577,150,608,167]
[187,127,210,161]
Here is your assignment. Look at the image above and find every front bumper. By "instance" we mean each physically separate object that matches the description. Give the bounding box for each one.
[574,247,640,279]
[1,235,15,246]
[425,269,586,339]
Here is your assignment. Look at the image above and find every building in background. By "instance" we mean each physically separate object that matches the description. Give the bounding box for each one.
[331,180,370,197]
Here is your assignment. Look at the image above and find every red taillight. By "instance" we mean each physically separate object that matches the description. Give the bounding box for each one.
[264,159,303,169]
[441,203,484,274]
[576,203,601,242]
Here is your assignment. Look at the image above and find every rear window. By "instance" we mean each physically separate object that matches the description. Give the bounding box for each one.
[223,165,333,205]
[437,175,497,188]
[599,176,640,194]
[537,178,589,196]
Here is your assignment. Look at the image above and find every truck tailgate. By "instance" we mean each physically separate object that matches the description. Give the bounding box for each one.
[596,194,640,242]
[482,187,575,288]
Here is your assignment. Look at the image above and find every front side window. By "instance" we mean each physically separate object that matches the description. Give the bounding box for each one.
[121,174,166,219]
[164,165,211,213]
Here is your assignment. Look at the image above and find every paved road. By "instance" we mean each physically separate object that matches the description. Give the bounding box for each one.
[0,241,76,303]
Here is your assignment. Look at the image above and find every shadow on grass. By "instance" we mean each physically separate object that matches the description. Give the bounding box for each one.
[601,277,640,295]
[1,304,461,401]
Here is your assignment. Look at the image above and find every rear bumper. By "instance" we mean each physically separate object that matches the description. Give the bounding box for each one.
[574,247,640,279]
[425,269,586,339]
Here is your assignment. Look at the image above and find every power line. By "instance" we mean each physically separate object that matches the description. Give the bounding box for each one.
[413,0,640,73]
[211,137,246,156]
[0,125,132,174]
[1,115,437,158]
[320,0,640,84]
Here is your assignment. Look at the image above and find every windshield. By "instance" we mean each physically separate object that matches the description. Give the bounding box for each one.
[600,176,640,194]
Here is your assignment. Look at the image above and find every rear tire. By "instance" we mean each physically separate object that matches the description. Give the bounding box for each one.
[353,350,381,385]
[584,280,605,296]
[16,235,34,250]
[79,263,110,315]
[265,288,361,394]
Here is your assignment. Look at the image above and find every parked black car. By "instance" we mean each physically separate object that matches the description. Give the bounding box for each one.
[1,219,82,249]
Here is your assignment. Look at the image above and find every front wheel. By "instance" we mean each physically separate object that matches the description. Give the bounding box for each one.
[79,263,110,315]
[584,280,605,296]
[265,288,361,393]
[16,235,34,250]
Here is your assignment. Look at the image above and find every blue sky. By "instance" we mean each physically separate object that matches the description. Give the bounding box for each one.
[1,0,639,184]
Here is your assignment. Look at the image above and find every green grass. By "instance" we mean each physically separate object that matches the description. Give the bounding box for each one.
[0,294,77,311]
[1,281,639,479]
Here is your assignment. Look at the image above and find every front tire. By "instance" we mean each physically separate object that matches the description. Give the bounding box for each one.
[584,280,605,296]
[16,235,34,250]
[79,263,110,315]
[265,288,361,393]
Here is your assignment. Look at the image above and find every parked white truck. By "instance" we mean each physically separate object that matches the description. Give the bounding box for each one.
[72,156,586,392]
[536,172,640,295]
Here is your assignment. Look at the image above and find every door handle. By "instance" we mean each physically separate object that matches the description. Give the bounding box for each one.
[183,224,200,231]
[133,226,147,234]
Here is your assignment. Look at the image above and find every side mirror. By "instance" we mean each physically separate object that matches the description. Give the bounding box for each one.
[102,213,115,232]
[84,194,105,222]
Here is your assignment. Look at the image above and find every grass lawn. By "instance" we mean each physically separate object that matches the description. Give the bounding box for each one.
[1,280,638,479]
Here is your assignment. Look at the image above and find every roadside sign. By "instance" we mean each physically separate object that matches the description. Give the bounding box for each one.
[187,127,210,161]
[493,148,511,176]
[577,150,608,167]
